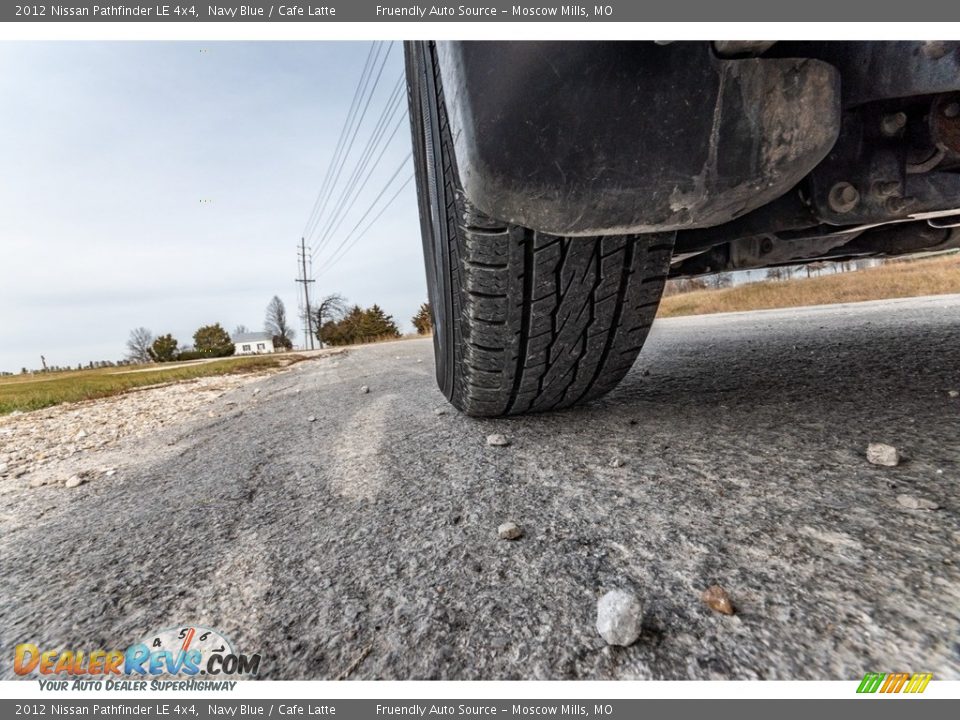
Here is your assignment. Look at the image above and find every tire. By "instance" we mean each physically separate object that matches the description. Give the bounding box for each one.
[406,41,674,417]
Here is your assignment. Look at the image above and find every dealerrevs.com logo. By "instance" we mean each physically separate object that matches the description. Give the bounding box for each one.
[14,626,261,690]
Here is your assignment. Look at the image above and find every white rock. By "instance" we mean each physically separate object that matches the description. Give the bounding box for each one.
[104,469,117,477]
[433,408,448,416]
[252,388,261,395]
[596,590,643,646]
[64,475,85,489]
[896,494,939,510]
[608,457,625,468]
[949,390,959,398]
[486,433,510,447]
[75,430,88,441]
[498,522,523,540]
[0,462,7,475]
[307,416,317,422]
[360,386,370,394]
[866,443,899,467]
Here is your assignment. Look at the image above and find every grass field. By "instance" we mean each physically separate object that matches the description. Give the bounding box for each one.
[0,354,306,416]
[658,253,960,318]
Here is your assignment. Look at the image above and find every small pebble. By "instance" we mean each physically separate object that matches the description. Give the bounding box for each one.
[307,416,317,422]
[104,469,116,477]
[64,475,85,489]
[896,494,939,511]
[596,590,643,646]
[866,443,899,467]
[360,386,370,394]
[434,408,448,416]
[252,388,261,395]
[486,434,510,447]
[608,457,625,468]
[701,585,735,615]
[948,390,959,398]
[498,521,523,540]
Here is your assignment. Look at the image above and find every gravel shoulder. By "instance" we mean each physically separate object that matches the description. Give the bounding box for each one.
[1,295,958,680]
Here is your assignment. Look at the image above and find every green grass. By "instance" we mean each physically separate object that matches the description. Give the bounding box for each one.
[0,355,307,416]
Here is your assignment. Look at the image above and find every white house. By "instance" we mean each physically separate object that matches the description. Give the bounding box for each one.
[233,331,275,355]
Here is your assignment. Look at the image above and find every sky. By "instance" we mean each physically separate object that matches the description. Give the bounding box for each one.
[0,41,423,373]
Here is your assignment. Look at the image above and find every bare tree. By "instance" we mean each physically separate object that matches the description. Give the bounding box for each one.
[126,327,154,363]
[705,272,733,289]
[233,324,250,336]
[312,293,348,348]
[265,296,295,350]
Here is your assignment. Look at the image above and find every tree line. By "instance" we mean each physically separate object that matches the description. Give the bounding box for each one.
[125,296,435,363]
[308,295,433,347]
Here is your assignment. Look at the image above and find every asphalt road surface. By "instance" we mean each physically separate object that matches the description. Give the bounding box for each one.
[2,295,959,680]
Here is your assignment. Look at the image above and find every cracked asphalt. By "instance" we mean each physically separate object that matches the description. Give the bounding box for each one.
[1,295,958,680]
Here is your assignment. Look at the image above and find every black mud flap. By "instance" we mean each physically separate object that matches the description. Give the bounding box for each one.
[435,41,841,236]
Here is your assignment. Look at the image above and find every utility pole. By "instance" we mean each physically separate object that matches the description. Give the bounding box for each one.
[296,238,316,350]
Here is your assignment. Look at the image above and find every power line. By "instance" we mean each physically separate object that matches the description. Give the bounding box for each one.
[301,41,380,241]
[311,74,407,259]
[315,151,411,270]
[318,173,414,277]
[306,41,395,250]
[317,160,414,276]
[310,73,405,257]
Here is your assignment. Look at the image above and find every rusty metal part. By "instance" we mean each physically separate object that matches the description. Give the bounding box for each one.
[881,112,908,137]
[770,41,960,108]
[828,182,860,213]
[931,93,960,161]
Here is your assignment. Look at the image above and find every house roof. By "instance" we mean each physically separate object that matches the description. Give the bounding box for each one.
[233,332,273,343]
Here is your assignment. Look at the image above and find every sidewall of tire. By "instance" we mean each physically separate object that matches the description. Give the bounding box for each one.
[405,41,456,402]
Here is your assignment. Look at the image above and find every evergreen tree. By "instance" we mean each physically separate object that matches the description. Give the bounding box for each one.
[148,334,179,362]
[412,302,432,335]
[193,323,235,356]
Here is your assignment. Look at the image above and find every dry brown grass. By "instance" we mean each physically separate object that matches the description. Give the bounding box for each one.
[658,253,960,318]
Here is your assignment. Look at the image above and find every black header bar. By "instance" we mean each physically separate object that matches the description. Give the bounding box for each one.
[4,1,960,22]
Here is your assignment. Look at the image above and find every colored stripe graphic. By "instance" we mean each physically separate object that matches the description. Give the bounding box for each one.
[881,672,909,693]
[857,672,932,694]
[857,673,885,693]
[904,673,933,693]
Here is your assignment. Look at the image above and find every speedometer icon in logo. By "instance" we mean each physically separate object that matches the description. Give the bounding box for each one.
[130,624,261,677]
[145,626,234,657]
[140,625,235,675]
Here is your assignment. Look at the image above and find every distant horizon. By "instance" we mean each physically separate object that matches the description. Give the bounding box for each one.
[0,41,424,374]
